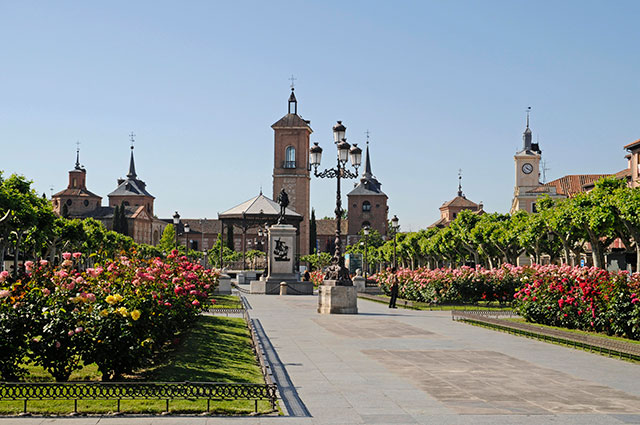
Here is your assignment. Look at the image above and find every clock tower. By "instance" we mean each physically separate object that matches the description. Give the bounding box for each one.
[510,110,542,213]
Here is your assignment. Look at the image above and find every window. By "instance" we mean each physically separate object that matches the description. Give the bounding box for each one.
[284,146,296,168]
[362,201,371,212]
[362,221,371,229]
[66,199,72,206]
[532,202,537,213]
[83,200,89,207]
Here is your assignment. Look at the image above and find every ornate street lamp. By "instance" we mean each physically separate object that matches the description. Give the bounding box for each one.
[184,222,191,253]
[391,215,399,268]
[309,120,362,286]
[363,225,370,279]
[172,211,180,249]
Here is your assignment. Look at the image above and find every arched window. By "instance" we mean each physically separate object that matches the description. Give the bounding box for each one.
[284,146,296,168]
[362,201,371,212]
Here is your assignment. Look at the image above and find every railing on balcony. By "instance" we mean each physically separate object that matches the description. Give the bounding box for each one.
[282,161,296,169]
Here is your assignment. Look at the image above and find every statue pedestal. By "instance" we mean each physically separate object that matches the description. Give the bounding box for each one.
[215,274,232,295]
[317,281,358,314]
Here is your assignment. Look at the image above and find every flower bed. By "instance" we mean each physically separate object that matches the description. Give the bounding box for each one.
[374,265,523,305]
[374,264,640,340]
[513,265,640,340]
[0,251,219,381]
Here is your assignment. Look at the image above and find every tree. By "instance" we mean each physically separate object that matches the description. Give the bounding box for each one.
[158,224,176,253]
[112,205,120,233]
[309,208,317,254]
[301,251,332,271]
[119,202,128,236]
[226,224,234,250]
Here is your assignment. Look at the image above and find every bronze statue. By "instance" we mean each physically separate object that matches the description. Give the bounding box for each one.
[276,188,289,224]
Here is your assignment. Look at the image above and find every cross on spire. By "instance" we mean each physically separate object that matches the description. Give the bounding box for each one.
[129,132,136,149]
[289,74,297,90]
[365,129,370,144]
[457,169,463,197]
[526,106,531,128]
[75,141,81,170]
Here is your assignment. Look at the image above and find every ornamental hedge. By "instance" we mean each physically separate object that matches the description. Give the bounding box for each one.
[0,250,218,381]
[375,264,640,340]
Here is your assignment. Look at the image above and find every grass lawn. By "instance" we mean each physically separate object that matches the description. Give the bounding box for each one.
[211,294,243,309]
[0,315,275,415]
[361,294,513,311]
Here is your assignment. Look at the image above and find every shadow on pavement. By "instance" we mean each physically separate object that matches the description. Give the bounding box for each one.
[252,319,311,417]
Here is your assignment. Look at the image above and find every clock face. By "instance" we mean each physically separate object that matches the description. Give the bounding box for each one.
[522,163,534,174]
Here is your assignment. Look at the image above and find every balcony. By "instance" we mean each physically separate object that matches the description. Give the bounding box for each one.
[283,161,296,169]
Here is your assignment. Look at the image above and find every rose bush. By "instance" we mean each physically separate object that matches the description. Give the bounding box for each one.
[0,250,219,381]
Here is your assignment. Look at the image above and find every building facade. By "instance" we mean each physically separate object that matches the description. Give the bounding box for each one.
[272,88,312,255]
[346,143,388,245]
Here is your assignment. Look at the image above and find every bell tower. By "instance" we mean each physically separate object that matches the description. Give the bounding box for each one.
[272,86,312,255]
[511,108,542,213]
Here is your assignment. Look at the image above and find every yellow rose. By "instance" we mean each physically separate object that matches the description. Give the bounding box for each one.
[131,310,141,321]
[105,295,116,305]
[116,306,128,317]
[100,309,109,317]
[114,294,124,302]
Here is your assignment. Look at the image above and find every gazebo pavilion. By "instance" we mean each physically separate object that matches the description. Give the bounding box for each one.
[218,192,303,270]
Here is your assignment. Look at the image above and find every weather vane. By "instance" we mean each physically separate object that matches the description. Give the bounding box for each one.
[129,132,136,149]
[365,129,370,144]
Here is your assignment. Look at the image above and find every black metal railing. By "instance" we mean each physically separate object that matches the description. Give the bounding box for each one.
[0,381,277,414]
[282,161,296,169]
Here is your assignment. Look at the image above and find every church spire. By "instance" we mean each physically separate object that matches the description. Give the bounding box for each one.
[523,106,532,150]
[127,132,137,179]
[363,140,373,178]
[74,141,82,170]
[288,75,298,115]
[457,169,463,197]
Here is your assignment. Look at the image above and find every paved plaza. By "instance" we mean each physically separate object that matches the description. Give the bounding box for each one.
[3,292,640,424]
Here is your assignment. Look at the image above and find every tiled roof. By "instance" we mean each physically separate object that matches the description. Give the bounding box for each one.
[219,193,302,219]
[623,138,640,150]
[440,196,479,209]
[108,178,154,198]
[540,174,611,197]
[271,113,312,130]
[316,218,347,236]
[52,188,102,199]
[77,205,143,220]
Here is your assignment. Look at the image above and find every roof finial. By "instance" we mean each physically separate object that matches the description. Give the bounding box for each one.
[526,106,531,129]
[289,74,297,90]
[457,169,463,197]
[75,141,81,170]
[365,129,370,145]
[260,186,263,195]
[288,77,298,114]
[127,132,137,179]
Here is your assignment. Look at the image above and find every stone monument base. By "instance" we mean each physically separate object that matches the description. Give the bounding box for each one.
[317,283,358,314]
[250,280,313,295]
[214,274,232,295]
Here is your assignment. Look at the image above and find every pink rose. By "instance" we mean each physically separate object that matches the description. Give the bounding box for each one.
[0,290,11,298]
[85,293,96,302]
[192,300,200,307]
[55,341,61,348]
[41,288,51,296]
[72,252,82,259]
[75,327,83,334]
[40,259,49,266]
[62,252,72,260]
[68,330,75,336]
[0,271,9,282]
[24,261,34,272]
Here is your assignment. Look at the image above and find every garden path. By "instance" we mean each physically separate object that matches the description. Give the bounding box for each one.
[4,292,640,424]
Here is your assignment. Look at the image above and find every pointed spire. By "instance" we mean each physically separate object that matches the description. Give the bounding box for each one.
[74,141,82,170]
[363,140,373,178]
[127,132,137,179]
[523,106,532,150]
[457,169,463,197]
[288,87,297,115]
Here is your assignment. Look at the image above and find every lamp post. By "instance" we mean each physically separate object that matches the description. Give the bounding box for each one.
[391,215,399,269]
[172,211,180,249]
[200,218,206,267]
[363,225,370,279]
[184,222,191,254]
[309,120,362,286]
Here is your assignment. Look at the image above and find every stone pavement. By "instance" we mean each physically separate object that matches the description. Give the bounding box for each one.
[3,292,640,424]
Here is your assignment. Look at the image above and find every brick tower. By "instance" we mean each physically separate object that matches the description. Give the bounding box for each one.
[272,88,312,256]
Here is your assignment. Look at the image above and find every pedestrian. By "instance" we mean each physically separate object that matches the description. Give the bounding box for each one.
[388,267,398,309]
[303,270,310,282]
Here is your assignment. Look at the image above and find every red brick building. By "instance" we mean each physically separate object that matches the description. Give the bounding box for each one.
[429,175,483,228]
[272,89,312,255]
[346,143,388,245]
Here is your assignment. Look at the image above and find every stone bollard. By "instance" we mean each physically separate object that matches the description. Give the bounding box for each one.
[280,281,288,295]
[353,276,366,293]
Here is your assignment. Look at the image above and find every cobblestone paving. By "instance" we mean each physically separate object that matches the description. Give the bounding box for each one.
[313,317,434,338]
[364,349,640,415]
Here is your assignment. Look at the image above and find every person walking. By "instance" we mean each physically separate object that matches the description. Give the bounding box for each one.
[388,267,398,309]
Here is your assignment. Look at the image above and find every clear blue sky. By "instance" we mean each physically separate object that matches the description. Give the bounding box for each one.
[1,1,639,231]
